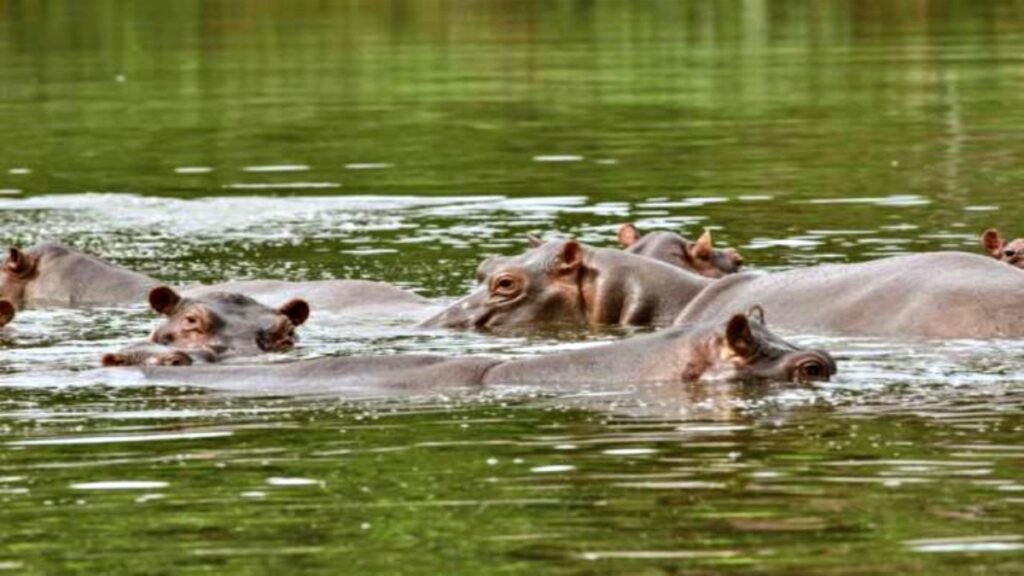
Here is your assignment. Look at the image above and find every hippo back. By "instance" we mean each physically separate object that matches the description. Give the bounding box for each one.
[674,251,1024,339]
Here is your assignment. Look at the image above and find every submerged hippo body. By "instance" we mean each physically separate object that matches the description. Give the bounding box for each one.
[423,240,712,331]
[675,252,1024,339]
[184,279,433,316]
[1,243,158,308]
[134,313,835,395]
[617,224,744,278]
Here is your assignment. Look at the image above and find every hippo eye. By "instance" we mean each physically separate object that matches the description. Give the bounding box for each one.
[491,274,521,296]
[183,315,204,331]
[796,360,828,382]
[1004,249,1016,258]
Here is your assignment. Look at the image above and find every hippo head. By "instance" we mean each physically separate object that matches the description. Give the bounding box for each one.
[0,299,13,328]
[617,224,743,278]
[0,246,39,307]
[148,286,310,355]
[423,240,588,331]
[691,308,836,384]
[102,343,219,367]
[981,229,1024,269]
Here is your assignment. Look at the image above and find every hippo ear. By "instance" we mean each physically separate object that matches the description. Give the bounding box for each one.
[101,353,129,367]
[981,229,1005,258]
[617,223,640,247]
[557,241,583,273]
[691,230,714,261]
[747,305,766,325]
[725,314,755,358]
[148,286,182,316]
[6,247,35,277]
[527,235,543,248]
[0,299,13,327]
[279,299,310,327]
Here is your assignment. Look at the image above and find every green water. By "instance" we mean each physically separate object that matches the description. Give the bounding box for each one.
[2,1,1024,574]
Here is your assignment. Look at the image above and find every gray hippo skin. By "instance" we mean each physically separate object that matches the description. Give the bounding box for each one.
[135,312,836,395]
[147,286,310,355]
[1,243,158,307]
[102,343,218,367]
[0,299,13,327]
[423,239,713,331]
[2,242,431,313]
[981,228,1024,269]
[617,224,744,278]
[675,252,1024,339]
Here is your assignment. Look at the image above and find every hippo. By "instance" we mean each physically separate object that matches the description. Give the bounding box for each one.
[127,311,836,395]
[101,342,218,367]
[981,228,1024,269]
[0,299,13,328]
[434,239,1024,339]
[1,243,158,308]
[674,251,1024,339]
[147,286,310,356]
[617,224,743,278]
[2,241,433,315]
[422,239,713,331]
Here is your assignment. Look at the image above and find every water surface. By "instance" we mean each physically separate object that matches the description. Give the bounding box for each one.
[2,2,1024,574]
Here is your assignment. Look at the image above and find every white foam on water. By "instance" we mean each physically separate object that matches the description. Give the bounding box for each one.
[72,481,169,490]
[242,165,309,172]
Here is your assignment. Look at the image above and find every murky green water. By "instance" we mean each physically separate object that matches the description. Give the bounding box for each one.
[2,1,1024,574]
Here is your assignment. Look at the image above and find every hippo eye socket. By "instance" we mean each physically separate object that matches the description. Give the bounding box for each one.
[796,360,828,382]
[491,274,521,297]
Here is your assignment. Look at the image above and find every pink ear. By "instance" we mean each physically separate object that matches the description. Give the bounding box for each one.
[981,229,1005,258]
[148,286,182,315]
[617,223,640,247]
[279,299,310,326]
[6,247,34,276]
[725,313,755,357]
[692,230,714,260]
[558,240,584,272]
[527,235,543,248]
[0,299,13,327]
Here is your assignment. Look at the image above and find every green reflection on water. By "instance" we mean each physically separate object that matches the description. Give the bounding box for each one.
[2,1,1024,574]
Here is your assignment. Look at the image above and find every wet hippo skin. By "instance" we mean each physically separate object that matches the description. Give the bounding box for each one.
[674,252,1024,338]
[133,312,836,396]
[2,242,431,314]
[1,243,159,307]
[617,224,744,278]
[423,239,714,331]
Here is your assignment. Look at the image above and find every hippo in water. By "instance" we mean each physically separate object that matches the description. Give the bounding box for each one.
[981,229,1024,269]
[617,224,744,278]
[126,311,836,395]
[2,242,432,314]
[432,239,1024,339]
[423,239,712,331]
[0,299,13,328]
[673,251,1024,339]
[1,243,158,308]
[101,342,219,367]
[147,286,310,356]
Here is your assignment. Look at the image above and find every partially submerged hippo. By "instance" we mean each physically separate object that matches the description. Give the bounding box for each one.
[1,243,158,308]
[981,228,1024,269]
[101,342,218,367]
[423,239,713,331]
[617,224,743,278]
[433,239,1024,339]
[148,286,310,356]
[127,311,836,395]
[674,251,1024,339]
[0,299,13,328]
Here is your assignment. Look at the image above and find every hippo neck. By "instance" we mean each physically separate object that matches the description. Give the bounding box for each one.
[578,248,714,326]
